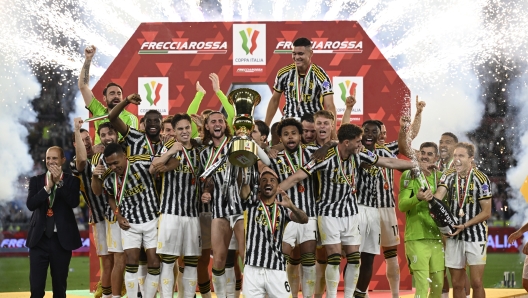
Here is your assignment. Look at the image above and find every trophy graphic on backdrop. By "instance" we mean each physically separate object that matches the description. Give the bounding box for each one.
[228,88,261,167]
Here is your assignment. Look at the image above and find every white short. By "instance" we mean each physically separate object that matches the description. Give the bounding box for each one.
[243,265,291,298]
[229,231,238,250]
[229,214,243,229]
[358,205,381,255]
[318,215,361,246]
[156,214,201,256]
[106,219,123,253]
[93,221,109,256]
[122,218,159,250]
[523,255,528,279]
[282,217,318,248]
[200,212,212,250]
[379,207,401,247]
[445,238,487,269]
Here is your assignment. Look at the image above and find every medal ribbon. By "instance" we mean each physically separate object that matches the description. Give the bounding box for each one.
[84,114,109,122]
[335,148,355,190]
[260,200,278,238]
[45,171,63,208]
[295,64,313,106]
[113,159,131,209]
[205,136,228,169]
[420,170,437,193]
[381,167,389,187]
[456,169,473,210]
[283,146,303,174]
[182,146,196,178]
[145,136,155,155]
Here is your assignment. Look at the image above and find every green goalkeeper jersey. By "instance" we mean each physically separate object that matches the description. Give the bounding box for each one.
[398,169,443,241]
[87,97,138,144]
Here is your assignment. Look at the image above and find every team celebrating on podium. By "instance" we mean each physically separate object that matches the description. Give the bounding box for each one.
[28,37,498,298]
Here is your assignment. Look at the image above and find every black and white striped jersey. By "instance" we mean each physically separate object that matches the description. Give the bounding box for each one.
[103,155,159,224]
[269,144,319,217]
[157,139,201,217]
[302,147,378,217]
[199,139,243,218]
[69,156,106,224]
[356,145,397,208]
[273,63,333,118]
[384,140,399,156]
[120,127,162,156]
[243,196,290,271]
[438,168,492,242]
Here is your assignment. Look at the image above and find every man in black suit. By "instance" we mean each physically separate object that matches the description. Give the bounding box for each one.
[26,146,82,298]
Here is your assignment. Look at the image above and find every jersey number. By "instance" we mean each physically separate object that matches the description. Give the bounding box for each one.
[480,244,485,255]
[391,225,399,236]
[285,281,291,292]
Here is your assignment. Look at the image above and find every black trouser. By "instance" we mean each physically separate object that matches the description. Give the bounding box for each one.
[29,233,72,298]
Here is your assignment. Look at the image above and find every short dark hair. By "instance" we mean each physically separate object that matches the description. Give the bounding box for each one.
[277,118,303,136]
[171,113,192,128]
[103,82,123,96]
[139,117,145,124]
[300,113,314,123]
[144,109,163,121]
[104,142,124,158]
[337,123,363,143]
[97,122,116,136]
[441,132,458,143]
[419,142,439,155]
[254,120,270,138]
[72,128,89,143]
[455,142,475,157]
[374,120,384,127]
[293,37,312,48]
[362,120,382,130]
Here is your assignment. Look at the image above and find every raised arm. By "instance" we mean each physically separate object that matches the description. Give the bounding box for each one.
[341,95,356,124]
[188,81,205,138]
[398,115,417,159]
[265,91,282,126]
[210,73,235,127]
[73,118,87,172]
[409,95,425,140]
[78,46,96,107]
[109,94,141,136]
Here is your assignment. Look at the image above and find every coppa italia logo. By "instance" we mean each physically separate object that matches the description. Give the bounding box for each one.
[143,80,163,106]
[239,27,259,55]
[332,76,363,123]
[338,80,357,102]
[232,24,266,76]
[138,77,169,116]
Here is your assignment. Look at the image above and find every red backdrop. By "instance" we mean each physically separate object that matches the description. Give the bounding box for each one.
[90,21,412,291]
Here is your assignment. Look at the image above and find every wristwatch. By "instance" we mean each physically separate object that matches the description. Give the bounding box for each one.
[56,180,64,188]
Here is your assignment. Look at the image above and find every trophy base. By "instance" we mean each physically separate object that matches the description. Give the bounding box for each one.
[229,138,259,167]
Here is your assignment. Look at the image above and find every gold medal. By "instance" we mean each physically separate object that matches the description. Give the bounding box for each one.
[191,178,196,185]
[114,207,120,215]
[384,182,389,190]
[459,209,465,217]
[47,208,54,217]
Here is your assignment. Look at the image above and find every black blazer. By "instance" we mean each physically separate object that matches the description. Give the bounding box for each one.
[26,173,82,251]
